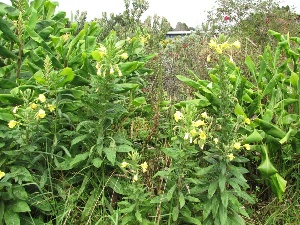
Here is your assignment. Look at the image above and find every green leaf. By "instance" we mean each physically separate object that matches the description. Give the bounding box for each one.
[176,75,200,89]
[132,97,146,106]
[221,191,228,208]
[0,112,14,121]
[0,17,20,44]
[33,70,46,84]
[0,3,19,18]
[179,192,185,209]
[71,134,88,146]
[103,146,116,165]
[0,201,3,224]
[0,45,18,59]
[245,56,256,79]
[172,206,179,221]
[218,204,227,225]
[13,185,28,200]
[269,173,287,202]
[92,158,103,168]
[218,175,226,193]
[279,128,296,145]
[4,209,20,225]
[234,103,246,117]
[211,195,220,218]
[257,145,278,177]
[166,184,176,201]
[116,144,134,153]
[57,67,75,87]
[176,97,210,109]
[135,211,142,223]
[69,152,89,167]
[12,201,31,212]
[244,129,263,143]
[208,180,218,199]
[254,118,285,139]
[118,61,139,75]
[290,72,299,87]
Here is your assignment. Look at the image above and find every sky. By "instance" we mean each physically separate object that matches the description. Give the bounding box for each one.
[1,0,300,28]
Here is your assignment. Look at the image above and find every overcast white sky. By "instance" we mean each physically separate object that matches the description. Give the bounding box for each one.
[1,0,300,27]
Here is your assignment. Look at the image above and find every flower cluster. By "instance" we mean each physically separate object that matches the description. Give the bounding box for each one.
[209,39,241,54]
[8,93,56,129]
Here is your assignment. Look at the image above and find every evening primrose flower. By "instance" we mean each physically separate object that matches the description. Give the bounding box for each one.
[244,118,251,125]
[36,109,46,119]
[221,41,230,50]
[38,94,46,103]
[209,39,217,48]
[30,103,38,110]
[233,142,241,150]
[190,128,198,137]
[192,120,205,127]
[140,162,148,173]
[174,111,184,122]
[227,153,235,161]
[244,144,251,150]
[0,171,5,179]
[121,161,129,168]
[199,131,207,140]
[133,174,138,182]
[201,112,208,119]
[48,104,56,112]
[213,138,219,144]
[232,40,241,49]
[184,133,189,140]
[8,120,18,128]
[120,52,128,60]
[109,67,114,75]
[12,106,18,114]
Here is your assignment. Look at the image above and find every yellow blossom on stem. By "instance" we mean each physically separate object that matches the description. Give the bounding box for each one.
[174,111,184,122]
[0,171,5,179]
[193,138,198,145]
[227,153,235,161]
[233,142,241,150]
[201,112,208,119]
[209,39,217,48]
[213,138,219,144]
[120,52,128,60]
[232,40,241,49]
[244,118,251,125]
[30,103,37,110]
[192,120,205,127]
[13,106,18,114]
[48,104,56,112]
[38,94,46,103]
[121,161,129,168]
[190,128,198,137]
[133,174,138,182]
[36,109,46,119]
[8,120,18,128]
[199,131,207,140]
[140,162,148,173]
[184,133,189,140]
[244,144,251,150]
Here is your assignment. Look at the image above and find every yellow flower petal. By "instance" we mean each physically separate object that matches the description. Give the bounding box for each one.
[0,171,5,179]
[233,142,241,150]
[8,120,17,128]
[38,94,46,103]
[174,111,184,122]
[244,144,251,150]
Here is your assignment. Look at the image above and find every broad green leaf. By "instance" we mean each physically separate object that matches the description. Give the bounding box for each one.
[33,70,46,84]
[208,180,218,199]
[244,129,263,143]
[211,195,220,218]
[254,118,285,139]
[219,204,227,225]
[118,61,139,75]
[116,144,134,152]
[269,173,287,202]
[28,195,52,212]
[27,7,37,29]
[11,200,31,212]
[92,158,103,168]
[0,17,20,44]
[135,211,142,223]
[0,45,18,59]
[57,67,75,87]
[245,56,256,80]
[234,103,246,117]
[184,195,200,202]
[279,128,296,144]
[0,112,14,121]
[257,145,278,177]
[71,134,88,146]
[290,72,299,87]
[103,147,116,165]
[176,75,200,89]
[132,97,146,106]
[69,152,89,167]
[262,73,282,97]
[176,97,210,109]
[172,206,179,222]
[179,192,185,209]
[44,0,58,20]
[166,184,176,201]
[4,209,20,225]
[13,185,28,200]
[218,175,226,193]
[0,3,19,18]
[221,191,228,208]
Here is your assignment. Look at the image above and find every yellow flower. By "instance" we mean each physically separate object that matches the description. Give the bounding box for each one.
[140,162,148,173]
[213,138,219,144]
[233,142,241,150]
[30,103,38,109]
[207,54,211,62]
[244,118,251,125]
[192,120,205,127]
[120,52,128,60]
[227,153,235,161]
[133,174,138,182]
[244,144,251,150]
[121,161,129,168]
[109,67,114,75]
[209,39,217,48]
[174,111,184,122]
[190,128,198,137]
[38,94,46,103]
[0,171,5,179]
[13,106,18,114]
[37,109,46,119]
[221,41,230,50]
[201,112,208,119]
[199,131,207,140]
[232,40,241,49]
[193,138,198,145]
[48,104,56,112]
[215,46,222,54]
[8,120,18,128]
[184,133,189,140]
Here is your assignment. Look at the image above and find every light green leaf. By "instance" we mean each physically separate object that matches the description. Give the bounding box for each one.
[69,152,89,167]
[179,192,185,209]
[12,200,31,212]
[172,206,179,222]
[269,173,287,202]
[4,209,20,225]
[103,147,116,165]
[166,184,176,201]
[92,158,103,168]
[234,103,246,117]
[258,145,278,177]
[244,129,263,143]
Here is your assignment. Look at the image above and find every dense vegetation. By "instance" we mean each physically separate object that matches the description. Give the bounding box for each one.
[0,0,300,224]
